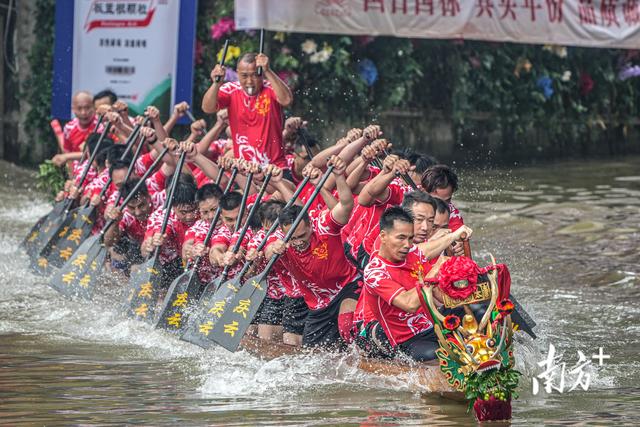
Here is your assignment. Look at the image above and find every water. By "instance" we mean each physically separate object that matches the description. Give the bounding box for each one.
[1,157,639,426]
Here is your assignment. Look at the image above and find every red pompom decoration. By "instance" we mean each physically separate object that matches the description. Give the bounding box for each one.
[436,256,480,300]
[496,299,515,316]
[443,314,461,330]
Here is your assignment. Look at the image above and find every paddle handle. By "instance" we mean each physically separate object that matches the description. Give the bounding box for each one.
[297,128,315,160]
[257,30,265,76]
[112,132,146,207]
[381,149,417,190]
[75,123,112,191]
[255,175,311,252]
[234,172,254,233]
[230,173,271,254]
[214,168,224,186]
[159,151,188,235]
[224,167,238,193]
[215,39,230,83]
[120,117,149,160]
[259,166,335,278]
[99,147,172,237]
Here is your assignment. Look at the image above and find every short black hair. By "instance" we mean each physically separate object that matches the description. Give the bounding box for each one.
[278,205,309,227]
[86,133,114,156]
[172,180,197,206]
[196,183,223,204]
[434,197,450,214]
[259,200,285,224]
[391,146,412,160]
[95,147,110,168]
[165,173,195,190]
[120,178,149,201]
[379,206,414,232]
[421,164,459,193]
[107,144,131,164]
[93,89,117,104]
[408,153,438,174]
[109,159,130,177]
[402,191,436,214]
[220,191,243,211]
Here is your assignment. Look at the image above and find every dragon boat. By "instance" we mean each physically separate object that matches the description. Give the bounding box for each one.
[237,255,521,422]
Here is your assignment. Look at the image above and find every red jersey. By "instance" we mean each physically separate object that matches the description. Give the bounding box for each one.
[448,201,464,232]
[63,116,98,153]
[216,81,286,167]
[349,181,406,259]
[144,208,198,264]
[277,209,359,311]
[363,247,434,346]
[186,219,223,283]
[72,159,98,187]
[118,211,147,244]
[134,152,157,177]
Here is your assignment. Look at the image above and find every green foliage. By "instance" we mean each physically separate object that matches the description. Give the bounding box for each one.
[23,0,57,164]
[464,368,522,411]
[23,0,640,163]
[36,160,65,198]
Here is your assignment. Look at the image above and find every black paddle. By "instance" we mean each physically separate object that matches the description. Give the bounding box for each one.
[207,167,335,351]
[124,150,188,323]
[21,115,106,253]
[297,128,315,161]
[215,40,230,83]
[380,149,417,190]
[180,175,311,348]
[29,123,113,269]
[49,146,172,299]
[257,30,265,76]
[152,167,241,333]
[32,123,147,275]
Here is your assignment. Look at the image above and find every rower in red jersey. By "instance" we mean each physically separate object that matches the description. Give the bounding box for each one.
[266,155,360,349]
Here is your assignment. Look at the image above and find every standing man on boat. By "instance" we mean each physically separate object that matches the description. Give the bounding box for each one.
[201,52,293,168]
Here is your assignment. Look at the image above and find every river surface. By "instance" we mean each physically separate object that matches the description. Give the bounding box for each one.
[0,157,639,426]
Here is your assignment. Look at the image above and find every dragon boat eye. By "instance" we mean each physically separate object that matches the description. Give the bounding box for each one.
[486,339,495,348]
[465,344,474,354]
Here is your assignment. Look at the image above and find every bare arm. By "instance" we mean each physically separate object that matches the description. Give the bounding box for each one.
[202,65,225,114]
[328,156,353,225]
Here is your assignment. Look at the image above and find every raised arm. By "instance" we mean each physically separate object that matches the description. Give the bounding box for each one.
[327,155,353,225]
[257,54,293,107]
[202,64,225,114]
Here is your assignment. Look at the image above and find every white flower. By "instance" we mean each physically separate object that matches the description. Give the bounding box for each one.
[301,39,317,54]
[309,45,332,64]
[561,71,571,82]
[554,46,568,58]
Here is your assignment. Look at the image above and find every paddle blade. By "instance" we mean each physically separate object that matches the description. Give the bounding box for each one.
[29,208,79,274]
[49,235,106,299]
[509,293,537,339]
[206,272,269,352]
[179,276,240,348]
[41,205,96,272]
[154,270,201,334]
[22,201,66,254]
[123,257,164,323]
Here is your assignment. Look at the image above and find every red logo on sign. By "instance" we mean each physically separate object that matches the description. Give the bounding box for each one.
[315,0,351,17]
[84,0,156,33]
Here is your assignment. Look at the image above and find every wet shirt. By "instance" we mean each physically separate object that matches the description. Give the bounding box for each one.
[363,247,434,346]
[216,81,286,167]
[185,219,223,284]
[278,209,358,311]
[144,208,197,265]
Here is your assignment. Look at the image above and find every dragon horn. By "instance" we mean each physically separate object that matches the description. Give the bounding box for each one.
[478,253,499,331]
